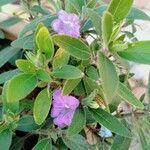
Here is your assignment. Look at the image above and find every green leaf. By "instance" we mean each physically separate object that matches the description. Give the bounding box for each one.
[102,11,113,45]
[117,83,144,108]
[62,78,81,95]
[83,76,100,92]
[0,47,20,68]
[67,107,86,136]
[17,115,40,132]
[52,35,91,60]
[65,0,85,13]
[36,26,54,59]
[74,80,86,96]
[110,135,131,150]
[0,30,5,39]
[89,108,131,137]
[82,90,97,106]
[36,69,50,82]
[0,69,20,84]
[50,65,84,79]
[34,23,45,51]
[2,81,11,113]
[19,15,55,37]
[95,5,150,22]
[0,129,12,150]
[148,74,150,103]
[32,138,52,150]
[52,48,70,70]
[7,73,37,102]
[86,0,97,8]
[62,134,89,150]
[108,0,133,23]
[85,65,99,81]
[33,88,52,125]
[138,128,147,150]
[0,16,21,28]
[16,59,36,73]
[31,5,50,15]
[117,41,150,64]
[84,8,102,36]
[11,34,34,50]
[0,0,16,6]
[128,7,150,21]
[97,51,119,103]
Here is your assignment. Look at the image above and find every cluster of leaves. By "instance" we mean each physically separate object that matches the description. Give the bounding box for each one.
[0,0,150,150]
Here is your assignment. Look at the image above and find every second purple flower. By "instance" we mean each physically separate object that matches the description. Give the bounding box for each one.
[51,89,79,128]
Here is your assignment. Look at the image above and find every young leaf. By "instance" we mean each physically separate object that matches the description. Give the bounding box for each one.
[117,83,144,108]
[67,107,86,136]
[16,59,36,73]
[36,26,54,60]
[102,11,113,45]
[97,51,119,103]
[32,138,52,150]
[62,134,89,150]
[108,0,133,23]
[117,41,150,64]
[36,69,50,82]
[0,129,12,150]
[110,135,131,150]
[33,88,52,125]
[52,48,70,70]
[62,78,81,95]
[89,108,132,137]
[50,65,84,79]
[7,73,38,102]
[52,35,91,60]
[17,115,40,132]
[2,81,13,113]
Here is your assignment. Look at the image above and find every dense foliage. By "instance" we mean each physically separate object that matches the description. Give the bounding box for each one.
[0,0,150,149]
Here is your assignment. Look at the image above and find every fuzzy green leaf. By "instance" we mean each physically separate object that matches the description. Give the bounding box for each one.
[33,88,52,125]
[7,74,38,102]
[36,26,54,59]
[67,107,86,136]
[53,35,91,60]
[89,108,132,137]
[32,138,52,150]
[118,41,150,64]
[51,65,84,79]
[97,51,119,103]
[108,0,133,23]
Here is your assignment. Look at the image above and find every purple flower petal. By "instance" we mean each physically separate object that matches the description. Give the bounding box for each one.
[51,10,80,37]
[53,110,74,128]
[51,89,79,128]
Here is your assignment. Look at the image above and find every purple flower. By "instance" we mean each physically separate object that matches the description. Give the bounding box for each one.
[51,10,80,37]
[51,89,79,128]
